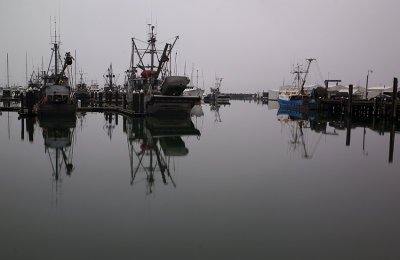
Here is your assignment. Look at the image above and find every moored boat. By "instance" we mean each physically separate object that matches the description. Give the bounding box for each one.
[278,58,317,110]
[126,24,200,116]
[36,32,76,117]
[204,77,230,104]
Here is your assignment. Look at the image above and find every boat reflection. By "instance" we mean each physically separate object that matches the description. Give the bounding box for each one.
[125,116,200,194]
[277,109,324,159]
[39,117,76,181]
[277,108,400,163]
[206,101,230,123]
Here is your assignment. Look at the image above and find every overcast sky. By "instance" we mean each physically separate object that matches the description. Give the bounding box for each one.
[1,0,400,92]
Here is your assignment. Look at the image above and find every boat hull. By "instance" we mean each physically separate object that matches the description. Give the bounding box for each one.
[145,95,200,116]
[183,88,205,97]
[38,103,77,117]
[278,98,316,110]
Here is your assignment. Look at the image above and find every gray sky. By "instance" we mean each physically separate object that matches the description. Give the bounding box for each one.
[1,0,400,92]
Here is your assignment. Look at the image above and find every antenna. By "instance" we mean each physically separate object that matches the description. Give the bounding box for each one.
[202,70,205,89]
[196,69,199,88]
[7,53,10,88]
[74,49,77,86]
[25,52,28,83]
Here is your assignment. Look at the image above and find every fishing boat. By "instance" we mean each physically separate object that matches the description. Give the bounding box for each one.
[204,77,230,104]
[183,86,205,98]
[182,67,205,98]
[278,58,317,110]
[73,71,90,100]
[36,31,76,117]
[126,25,200,116]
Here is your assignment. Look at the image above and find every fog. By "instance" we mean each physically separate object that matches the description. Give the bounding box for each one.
[1,0,400,92]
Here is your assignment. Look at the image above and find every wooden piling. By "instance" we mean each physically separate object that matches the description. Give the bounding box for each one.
[392,77,398,119]
[347,84,353,115]
[139,91,144,113]
[98,92,102,102]
[123,117,126,133]
[389,119,395,163]
[20,92,24,109]
[133,92,139,112]
[21,118,24,140]
[346,117,351,146]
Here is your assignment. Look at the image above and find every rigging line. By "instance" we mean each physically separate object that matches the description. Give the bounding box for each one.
[132,37,148,44]
[315,61,325,85]
[158,36,179,45]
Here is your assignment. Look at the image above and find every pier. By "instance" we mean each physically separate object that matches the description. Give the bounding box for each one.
[316,79,399,119]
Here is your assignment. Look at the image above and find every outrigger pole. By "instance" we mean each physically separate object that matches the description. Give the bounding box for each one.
[300,58,316,93]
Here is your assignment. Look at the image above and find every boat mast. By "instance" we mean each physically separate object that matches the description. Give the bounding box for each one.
[190,64,194,85]
[149,24,155,74]
[105,63,115,90]
[54,19,58,75]
[74,50,77,87]
[196,69,199,88]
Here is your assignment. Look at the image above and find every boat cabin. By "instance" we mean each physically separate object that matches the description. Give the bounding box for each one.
[44,85,71,104]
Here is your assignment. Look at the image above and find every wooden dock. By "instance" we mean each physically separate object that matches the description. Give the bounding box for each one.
[316,99,400,118]
[317,80,399,119]
[0,105,145,117]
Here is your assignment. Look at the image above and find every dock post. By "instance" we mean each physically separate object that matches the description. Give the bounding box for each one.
[115,91,119,106]
[21,117,24,140]
[389,119,395,163]
[27,90,33,116]
[346,117,352,146]
[392,77,398,119]
[20,91,24,109]
[26,117,34,142]
[347,84,353,116]
[139,91,144,114]
[123,92,127,109]
[133,91,139,112]
[123,117,126,133]
[99,92,103,107]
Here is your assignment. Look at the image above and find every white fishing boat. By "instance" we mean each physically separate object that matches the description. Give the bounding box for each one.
[183,86,205,97]
[182,67,205,97]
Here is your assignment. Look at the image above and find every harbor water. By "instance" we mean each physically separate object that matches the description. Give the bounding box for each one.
[0,101,400,259]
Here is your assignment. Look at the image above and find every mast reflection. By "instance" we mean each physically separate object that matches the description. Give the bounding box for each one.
[39,117,76,181]
[125,116,200,194]
[207,101,230,123]
[277,108,400,163]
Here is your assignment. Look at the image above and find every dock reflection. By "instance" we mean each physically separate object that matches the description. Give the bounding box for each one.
[125,116,201,194]
[277,108,400,163]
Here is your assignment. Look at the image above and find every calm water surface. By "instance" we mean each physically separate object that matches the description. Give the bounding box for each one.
[0,101,400,259]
